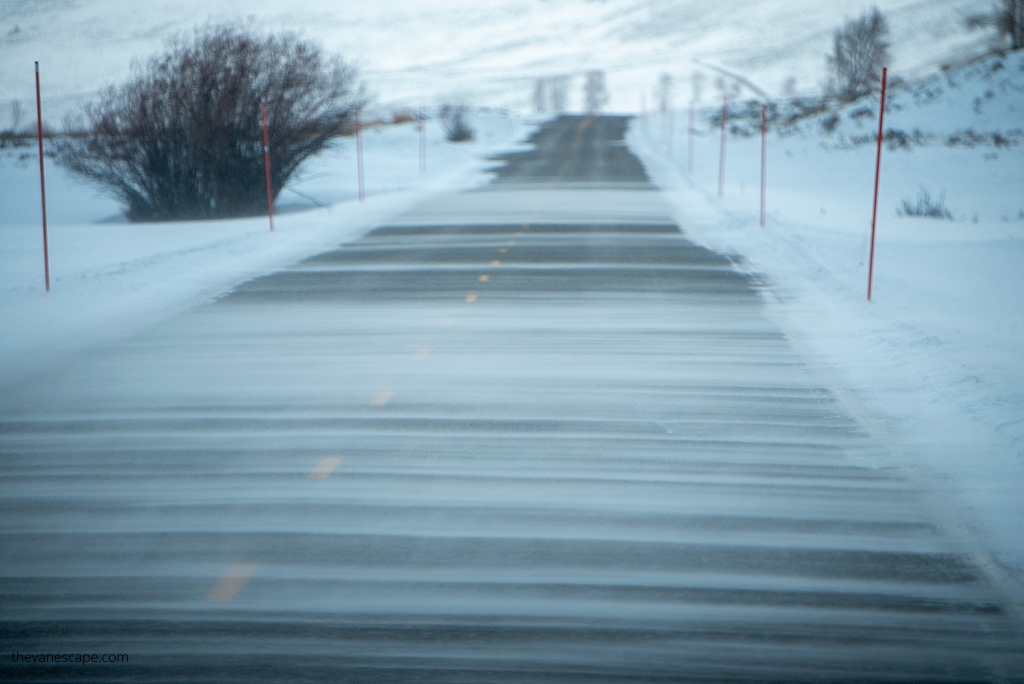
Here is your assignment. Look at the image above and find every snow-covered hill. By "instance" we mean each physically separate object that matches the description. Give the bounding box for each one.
[632,48,1024,588]
[0,0,1008,121]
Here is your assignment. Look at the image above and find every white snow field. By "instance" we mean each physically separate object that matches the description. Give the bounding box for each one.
[0,0,1022,604]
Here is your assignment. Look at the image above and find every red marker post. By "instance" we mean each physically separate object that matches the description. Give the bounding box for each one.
[418,109,426,174]
[760,103,767,227]
[640,92,647,133]
[867,67,888,302]
[667,107,674,158]
[35,62,49,292]
[688,100,694,176]
[356,106,365,203]
[261,101,274,232]
[718,96,728,198]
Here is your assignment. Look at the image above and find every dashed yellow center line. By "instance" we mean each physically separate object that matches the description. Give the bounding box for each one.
[498,248,507,253]
[309,456,342,479]
[507,240,516,245]
[208,563,257,603]
[414,348,431,358]
[370,390,394,406]
[491,260,501,265]
[465,294,478,303]
[478,274,490,282]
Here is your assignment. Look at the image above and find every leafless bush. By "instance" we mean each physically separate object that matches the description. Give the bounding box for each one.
[392,110,416,125]
[440,104,473,142]
[897,188,954,219]
[55,23,366,222]
[826,7,890,102]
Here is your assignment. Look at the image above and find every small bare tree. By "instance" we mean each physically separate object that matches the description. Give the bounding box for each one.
[826,7,890,102]
[584,70,609,113]
[656,73,674,113]
[998,0,1024,49]
[690,71,704,107]
[9,100,23,133]
[968,0,1024,50]
[549,76,570,112]
[532,79,547,113]
[55,23,365,222]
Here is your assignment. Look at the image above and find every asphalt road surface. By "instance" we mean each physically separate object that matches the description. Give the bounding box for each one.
[1,116,1022,682]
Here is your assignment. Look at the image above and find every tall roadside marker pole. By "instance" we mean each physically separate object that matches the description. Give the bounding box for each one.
[687,100,694,176]
[261,101,274,232]
[356,106,365,203]
[760,103,767,227]
[718,96,728,198]
[35,62,49,292]
[667,107,674,158]
[867,67,888,302]
[418,109,426,174]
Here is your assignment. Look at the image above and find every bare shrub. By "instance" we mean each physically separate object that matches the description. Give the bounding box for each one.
[826,7,890,102]
[897,188,954,219]
[392,110,415,125]
[55,23,366,222]
[440,104,474,142]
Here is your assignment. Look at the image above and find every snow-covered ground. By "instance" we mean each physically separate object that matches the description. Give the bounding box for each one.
[630,50,1024,587]
[0,0,1005,120]
[0,112,539,388]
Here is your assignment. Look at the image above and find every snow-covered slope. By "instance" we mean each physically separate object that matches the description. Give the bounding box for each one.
[631,49,1024,587]
[0,0,1006,121]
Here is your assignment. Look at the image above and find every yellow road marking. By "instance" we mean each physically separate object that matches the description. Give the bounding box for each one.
[507,240,516,245]
[552,115,597,182]
[498,248,507,253]
[414,348,431,358]
[309,456,342,479]
[575,116,595,136]
[208,563,257,603]
[491,260,501,265]
[516,232,523,236]
[370,390,394,406]
[479,274,490,282]
[465,294,478,303]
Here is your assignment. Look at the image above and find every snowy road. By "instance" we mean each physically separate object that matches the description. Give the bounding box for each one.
[1,116,1022,682]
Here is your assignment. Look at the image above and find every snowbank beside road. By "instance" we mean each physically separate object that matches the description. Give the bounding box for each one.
[0,112,539,389]
[629,53,1024,589]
